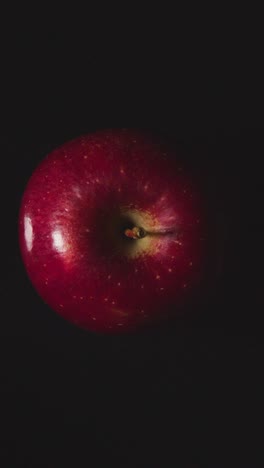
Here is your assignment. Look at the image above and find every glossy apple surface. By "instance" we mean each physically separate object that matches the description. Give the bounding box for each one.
[19,129,208,333]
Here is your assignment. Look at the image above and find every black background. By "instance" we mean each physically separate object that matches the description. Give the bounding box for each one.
[1,7,264,467]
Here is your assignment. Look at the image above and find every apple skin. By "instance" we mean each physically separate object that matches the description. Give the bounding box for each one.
[19,129,208,334]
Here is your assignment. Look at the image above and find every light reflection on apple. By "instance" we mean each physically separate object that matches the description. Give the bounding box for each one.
[24,216,33,252]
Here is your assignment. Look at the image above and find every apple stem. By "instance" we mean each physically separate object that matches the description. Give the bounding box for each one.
[124,226,175,240]
[147,228,175,237]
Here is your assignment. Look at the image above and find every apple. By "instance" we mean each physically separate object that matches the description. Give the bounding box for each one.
[19,129,208,333]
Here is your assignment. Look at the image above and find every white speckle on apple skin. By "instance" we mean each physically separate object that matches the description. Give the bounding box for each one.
[173,240,182,246]
[73,186,82,199]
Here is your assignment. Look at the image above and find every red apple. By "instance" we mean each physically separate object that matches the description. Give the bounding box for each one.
[19,129,208,333]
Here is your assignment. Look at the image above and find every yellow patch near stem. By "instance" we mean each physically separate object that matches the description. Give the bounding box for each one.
[120,208,161,259]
